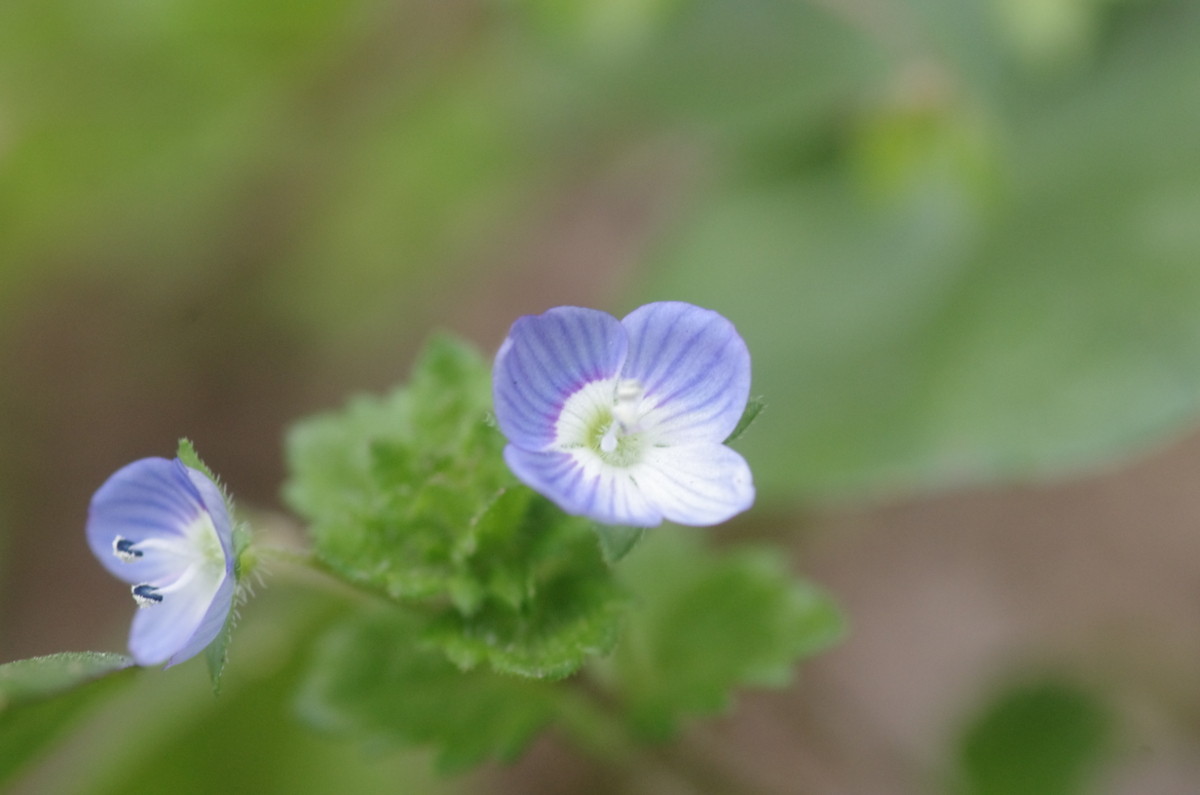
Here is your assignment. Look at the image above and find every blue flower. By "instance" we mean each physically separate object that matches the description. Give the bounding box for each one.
[493,301,755,527]
[86,458,236,667]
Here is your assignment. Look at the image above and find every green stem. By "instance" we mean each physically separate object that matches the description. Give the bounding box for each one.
[256,543,318,568]
[560,673,781,795]
[254,543,391,606]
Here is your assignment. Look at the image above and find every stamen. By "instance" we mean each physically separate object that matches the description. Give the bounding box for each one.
[131,536,197,558]
[613,379,644,430]
[129,562,206,608]
[154,564,199,596]
[131,584,163,607]
[112,536,143,563]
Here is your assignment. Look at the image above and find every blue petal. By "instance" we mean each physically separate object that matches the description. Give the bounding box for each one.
[620,302,750,445]
[503,445,663,527]
[493,307,627,451]
[634,444,755,526]
[165,573,235,667]
[86,458,209,584]
[181,463,235,577]
[128,562,231,667]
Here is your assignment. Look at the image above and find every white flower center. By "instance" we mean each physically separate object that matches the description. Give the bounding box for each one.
[556,378,652,467]
[113,511,226,609]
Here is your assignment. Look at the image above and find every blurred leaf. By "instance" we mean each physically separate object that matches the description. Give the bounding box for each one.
[55,589,453,795]
[641,2,1200,502]
[605,529,844,739]
[0,652,135,787]
[618,0,884,134]
[957,678,1111,795]
[518,0,689,55]
[0,0,350,277]
[286,60,540,335]
[297,607,558,772]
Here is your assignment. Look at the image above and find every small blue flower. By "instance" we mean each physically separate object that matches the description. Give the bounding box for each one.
[493,301,755,527]
[86,458,236,667]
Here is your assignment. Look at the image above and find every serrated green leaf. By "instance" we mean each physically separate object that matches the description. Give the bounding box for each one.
[592,524,646,564]
[296,608,558,772]
[724,397,765,444]
[607,530,844,739]
[283,335,510,602]
[458,487,541,610]
[285,336,630,679]
[0,653,135,787]
[957,678,1111,795]
[432,490,629,679]
[428,570,625,680]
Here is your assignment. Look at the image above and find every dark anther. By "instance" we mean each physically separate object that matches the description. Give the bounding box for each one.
[131,584,163,606]
[113,536,143,561]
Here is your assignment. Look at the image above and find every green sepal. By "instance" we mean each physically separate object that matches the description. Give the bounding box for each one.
[592,524,646,564]
[176,439,248,692]
[724,397,765,444]
[204,605,237,696]
[176,437,218,484]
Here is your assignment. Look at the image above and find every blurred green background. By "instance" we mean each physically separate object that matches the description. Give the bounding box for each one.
[3,0,1200,792]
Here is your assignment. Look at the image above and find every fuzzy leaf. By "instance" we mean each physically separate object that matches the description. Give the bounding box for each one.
[284,336,628,679]
[0,652,133,711]
[0,653,135,786]
[284,335,509,601]
[607,530,844,739]
[296,608,558,772]
[434,488,628,679]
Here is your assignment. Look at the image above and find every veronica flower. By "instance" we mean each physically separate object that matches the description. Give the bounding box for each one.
[493,301,755,527]
[86,457,236,667]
